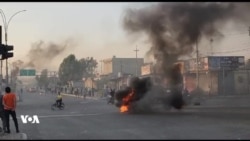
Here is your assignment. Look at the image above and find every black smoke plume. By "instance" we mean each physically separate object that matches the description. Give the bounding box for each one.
[123,2,250,83]
[117,2,250,113]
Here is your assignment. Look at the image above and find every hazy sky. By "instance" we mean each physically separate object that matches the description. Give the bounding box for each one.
[0,2,250,72]
[0,2,152,71]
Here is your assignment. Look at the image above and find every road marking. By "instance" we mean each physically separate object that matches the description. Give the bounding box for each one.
[16,113,107,119]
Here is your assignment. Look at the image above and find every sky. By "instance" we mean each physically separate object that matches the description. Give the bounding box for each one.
[0,2,250,73]
[0,2,153,72]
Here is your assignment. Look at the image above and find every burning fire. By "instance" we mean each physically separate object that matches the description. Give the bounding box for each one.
[120,105,128,113]
[120,89,135,113]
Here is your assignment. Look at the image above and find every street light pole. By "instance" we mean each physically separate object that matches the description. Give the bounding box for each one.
[0,9,26,86]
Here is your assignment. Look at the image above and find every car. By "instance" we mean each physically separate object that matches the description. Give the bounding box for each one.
[29,88,36,93]
[39,89,46,95]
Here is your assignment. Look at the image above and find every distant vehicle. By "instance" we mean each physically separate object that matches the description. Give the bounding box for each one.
[29,88,36,93]
[39,89,46,95]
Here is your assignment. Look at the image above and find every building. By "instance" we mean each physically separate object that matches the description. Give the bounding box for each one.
[102,56,144,77]
[101,56,144,90]
[139,56,249,96]
[141,63,154,77]
[84,77,97,89]
[184,56,247,95]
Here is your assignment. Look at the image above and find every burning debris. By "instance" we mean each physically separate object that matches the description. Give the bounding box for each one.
[115,64,185,114]
[115,77,153,113]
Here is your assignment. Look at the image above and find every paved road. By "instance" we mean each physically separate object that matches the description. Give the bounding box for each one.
[4,92,250,139]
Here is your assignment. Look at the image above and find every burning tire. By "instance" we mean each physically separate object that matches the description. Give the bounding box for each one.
[169,88,185,109]
[114,76,186,113]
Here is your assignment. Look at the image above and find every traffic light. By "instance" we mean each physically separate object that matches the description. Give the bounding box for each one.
[0,44,14,60]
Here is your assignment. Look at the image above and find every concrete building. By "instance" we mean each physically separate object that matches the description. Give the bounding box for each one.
[101,56,144,90]
[101,56,144,78]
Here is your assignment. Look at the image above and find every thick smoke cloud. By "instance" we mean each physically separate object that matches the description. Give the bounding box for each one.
[11,60,24,78]
[24,39,75,70]
[123,2,250,82]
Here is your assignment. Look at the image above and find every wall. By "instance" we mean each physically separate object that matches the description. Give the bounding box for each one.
[233,70,249,95]
[84,78,97,89]
[209,71,219,95]
[141,64,153,76]
[102,58,113,75]
[102,57,144,78]
[112,58,144,77]
[197,72,210,94]
[218,70,235,95]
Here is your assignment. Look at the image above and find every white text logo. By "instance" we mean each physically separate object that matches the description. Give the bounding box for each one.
[20,115,40,124]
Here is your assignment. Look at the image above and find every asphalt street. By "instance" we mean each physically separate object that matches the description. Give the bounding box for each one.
[3,92,250,140]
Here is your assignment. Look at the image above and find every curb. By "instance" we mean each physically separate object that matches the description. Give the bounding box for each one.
[0,133,28,140]
[185,105,250,109]
[21,133,28,140]
[61,93,100,100]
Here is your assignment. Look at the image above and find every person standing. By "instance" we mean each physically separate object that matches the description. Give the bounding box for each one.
[0,93,7,133]
[19,88,23,102]
[2,87,19,133]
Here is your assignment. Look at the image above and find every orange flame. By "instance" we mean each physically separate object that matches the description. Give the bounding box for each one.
[120,89,135,113]
[120,105,128,113]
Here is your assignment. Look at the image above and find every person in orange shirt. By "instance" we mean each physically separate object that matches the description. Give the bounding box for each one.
[2,87,19,134]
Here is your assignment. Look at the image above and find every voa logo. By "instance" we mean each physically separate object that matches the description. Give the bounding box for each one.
[20,115,40,124]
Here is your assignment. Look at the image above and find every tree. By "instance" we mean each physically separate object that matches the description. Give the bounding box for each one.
[58,54,82,85]
[36,69,49,88]
[79,58,88,78]
[246,59,250,69]
[79,57,98,78]
[58,55,98,85]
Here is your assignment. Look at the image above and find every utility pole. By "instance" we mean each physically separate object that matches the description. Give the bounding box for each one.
[134,45,139,77]
[0,25,2,92]
[196,39,199,91]
[210,38,213,56]
[100,60,103,75]
[209,38,213,96]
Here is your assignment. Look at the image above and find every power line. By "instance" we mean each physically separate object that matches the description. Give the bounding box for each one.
[134,45,139,77]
